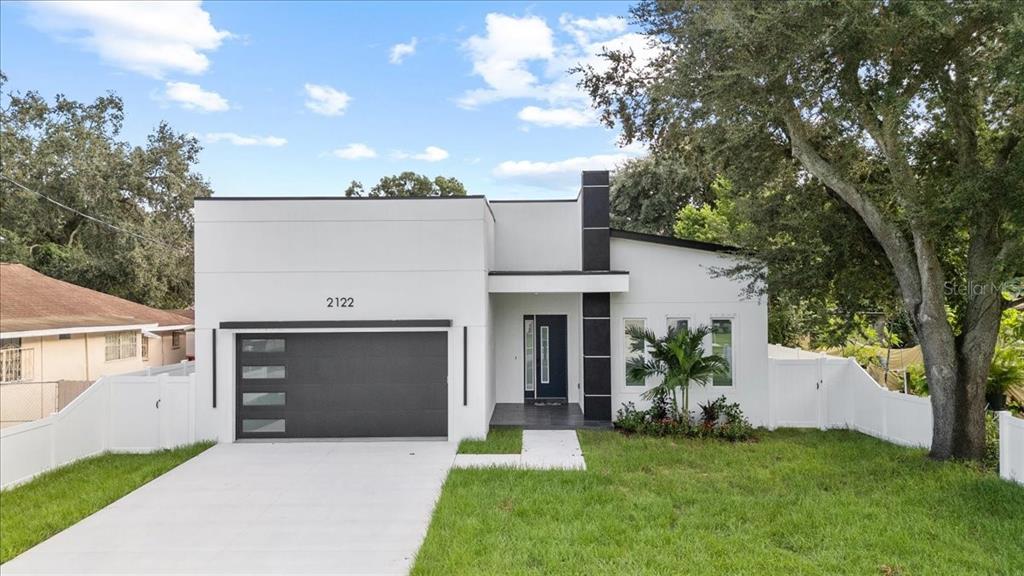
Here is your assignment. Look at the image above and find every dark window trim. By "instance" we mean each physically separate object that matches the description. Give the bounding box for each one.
[609,229,738,253]
[219,320,452,329]
[488,270,628,276]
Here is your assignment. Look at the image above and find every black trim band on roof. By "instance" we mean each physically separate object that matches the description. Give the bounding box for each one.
[219,320,452,329]
[195,195,496,221]
[489,199,578,203]
[609,229,738,253]
[196,195,487,201]
[488,270,628,276]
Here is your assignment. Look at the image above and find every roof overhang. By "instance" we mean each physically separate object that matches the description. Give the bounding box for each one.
[0,323,159,340]
[487,271,629,294]
[149,324,194,332]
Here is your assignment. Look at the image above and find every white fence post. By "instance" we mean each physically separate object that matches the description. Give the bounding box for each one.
[1000,411,1010,482]
[816,357,826,431]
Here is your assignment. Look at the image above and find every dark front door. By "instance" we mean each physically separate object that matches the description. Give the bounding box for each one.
[235,332,448,439]
[526,315,568,400]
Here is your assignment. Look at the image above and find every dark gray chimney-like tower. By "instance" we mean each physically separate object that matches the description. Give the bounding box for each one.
[581,170,610,270]
[580,170,611,421]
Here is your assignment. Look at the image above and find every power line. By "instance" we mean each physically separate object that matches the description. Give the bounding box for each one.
[0,173,180,250]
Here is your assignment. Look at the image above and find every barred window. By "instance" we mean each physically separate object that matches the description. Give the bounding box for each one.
[171,331,182,349]
[105,331,138,362]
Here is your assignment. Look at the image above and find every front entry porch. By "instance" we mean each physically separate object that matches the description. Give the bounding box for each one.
[490,402,612,430]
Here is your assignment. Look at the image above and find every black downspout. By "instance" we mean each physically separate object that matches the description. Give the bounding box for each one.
[211,328,217,408]
[463,326,468,406]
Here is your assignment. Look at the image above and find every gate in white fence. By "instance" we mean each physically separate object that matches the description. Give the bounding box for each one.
[769,358,824,428]
[768,348,933,449]
[0,363,201,489]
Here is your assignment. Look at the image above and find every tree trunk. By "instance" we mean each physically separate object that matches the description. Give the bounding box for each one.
[915,310,959,459]
[917,295,1001,460]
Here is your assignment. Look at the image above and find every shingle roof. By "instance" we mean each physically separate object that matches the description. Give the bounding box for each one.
[0,263,193,334]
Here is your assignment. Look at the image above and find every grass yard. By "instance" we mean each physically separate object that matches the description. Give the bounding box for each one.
[457,426,522,454]
[414,429,1024,576]
[0,442,214,564]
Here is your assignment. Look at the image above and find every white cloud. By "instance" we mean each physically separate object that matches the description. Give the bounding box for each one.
[394,146,450,162]
[332,143,377,160]
[304,83,351,116]
[494,153,632,177]
[518,105,596,128]
[458,13,660,128]
[389,37,418,64]
[205,132,287,147]
[164,81,229,112]
[559,15,626,45]
[458,13,555,109]
[28,1,230,78]
[493,153,633,187]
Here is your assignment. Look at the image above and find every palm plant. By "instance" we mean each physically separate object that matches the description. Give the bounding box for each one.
[625,324,730,420]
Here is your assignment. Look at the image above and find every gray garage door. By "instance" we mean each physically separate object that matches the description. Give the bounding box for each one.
[235,332,447,439]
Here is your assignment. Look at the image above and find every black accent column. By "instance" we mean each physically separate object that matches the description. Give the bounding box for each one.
[581,170,612,421]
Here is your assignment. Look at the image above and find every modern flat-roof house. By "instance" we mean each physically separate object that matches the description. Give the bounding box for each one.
[194,171,767,442]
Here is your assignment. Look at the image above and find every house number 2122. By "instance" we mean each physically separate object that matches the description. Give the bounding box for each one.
[326,297,355,308]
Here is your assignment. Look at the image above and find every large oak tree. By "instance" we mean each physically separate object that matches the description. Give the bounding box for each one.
[580,1,1023,459]
[1,74,212,309]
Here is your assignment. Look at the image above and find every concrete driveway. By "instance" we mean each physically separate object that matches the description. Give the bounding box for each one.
[3,441,456,575]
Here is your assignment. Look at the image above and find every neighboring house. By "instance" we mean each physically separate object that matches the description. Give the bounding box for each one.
[171,307,197,360]
[193,171,767,442]
[0,264,194,427]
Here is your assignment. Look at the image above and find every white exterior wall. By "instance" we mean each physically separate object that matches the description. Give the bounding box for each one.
[491,293,583,405]
[609,237,770,425]
[194,198,494,443]
[490,201,581,270]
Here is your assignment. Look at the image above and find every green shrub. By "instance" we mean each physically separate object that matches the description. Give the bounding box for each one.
[984,411,1000,471]
[614,396,754,441]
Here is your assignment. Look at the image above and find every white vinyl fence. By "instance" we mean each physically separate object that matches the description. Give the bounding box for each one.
[769,347,932,448]
[0,362,202,489]
[999,411,1024,485]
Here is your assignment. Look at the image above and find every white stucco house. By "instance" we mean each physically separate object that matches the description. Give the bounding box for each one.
[193,171,768,442]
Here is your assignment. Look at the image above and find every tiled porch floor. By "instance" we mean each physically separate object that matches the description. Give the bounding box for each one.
[490,402,612,430]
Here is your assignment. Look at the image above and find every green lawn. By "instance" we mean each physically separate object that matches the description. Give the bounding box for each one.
[414,429,1024,575]
[457,426,523,454]
[0,442,214,564]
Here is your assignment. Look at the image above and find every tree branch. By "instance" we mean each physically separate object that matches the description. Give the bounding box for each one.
[837,56,918,203]
[996,133,1020,168]
[780,106,923,307]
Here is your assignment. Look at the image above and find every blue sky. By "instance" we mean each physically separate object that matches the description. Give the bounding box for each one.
[0,1,653,199]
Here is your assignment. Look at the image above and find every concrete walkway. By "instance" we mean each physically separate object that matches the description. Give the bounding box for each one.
[453,430,586,470]
[2,441,456,575]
